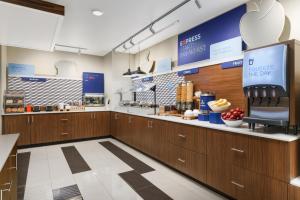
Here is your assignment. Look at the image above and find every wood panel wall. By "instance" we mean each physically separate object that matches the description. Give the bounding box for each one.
[185,64,246,110]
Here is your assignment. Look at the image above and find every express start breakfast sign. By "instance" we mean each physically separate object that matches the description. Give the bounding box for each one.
[178,4,246,66]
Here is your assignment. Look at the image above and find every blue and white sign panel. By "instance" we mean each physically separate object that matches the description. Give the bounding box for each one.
[83,72,105,94]
[142,76,154,82]
[177,68,199,76]
[21,77,47,82]
[243,44,287,90]
[8,63,35,76]
[221,59,243,69]
[178,5,246,66]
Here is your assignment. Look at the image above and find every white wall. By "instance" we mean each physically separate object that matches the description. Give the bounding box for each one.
[279,0,300,41]
[7,47,106,78]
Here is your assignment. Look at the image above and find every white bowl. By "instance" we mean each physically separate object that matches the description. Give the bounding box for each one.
[222,119,243,127]
[208,101,231,112]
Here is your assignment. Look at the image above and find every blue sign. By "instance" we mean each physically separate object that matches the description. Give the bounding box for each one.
[177,68,199,76]
[21,77,47,82]
[142,76,154,82]
[83,72,105,94]
[243,44,287,90]
[156,58,172,73]
[221,59,243,69]
[8,63,35,76]
[178,5,246,66]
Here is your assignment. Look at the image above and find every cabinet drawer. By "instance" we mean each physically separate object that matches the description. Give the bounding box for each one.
[170,123,206,154]
[231,166,287,200]
[230,134,248,168]
[172,145,206,182]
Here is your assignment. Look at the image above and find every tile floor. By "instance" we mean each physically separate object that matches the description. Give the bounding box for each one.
[18,138,228,200]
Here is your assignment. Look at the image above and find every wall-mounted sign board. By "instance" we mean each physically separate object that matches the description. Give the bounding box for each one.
[142,76,154,82]
[221,59,243,69]
[83,72,104,94]
[177,68,199,76]
[8,63,35,76]
[178,4,246,66]
[156,58,172,73]
[21,77,47,82]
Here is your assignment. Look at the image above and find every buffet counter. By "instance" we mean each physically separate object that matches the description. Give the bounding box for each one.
[112,108,300,142]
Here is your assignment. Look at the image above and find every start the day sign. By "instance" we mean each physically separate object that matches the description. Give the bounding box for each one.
[178,5,246,66]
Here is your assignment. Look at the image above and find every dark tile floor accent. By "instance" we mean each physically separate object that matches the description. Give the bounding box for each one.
[99,141,154,174]
[53,184,83,200]
[17,152,31,200]
[61,146,91,174]
[120,171,173,200]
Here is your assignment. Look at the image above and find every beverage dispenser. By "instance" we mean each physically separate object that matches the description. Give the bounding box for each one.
[242,43,294,133]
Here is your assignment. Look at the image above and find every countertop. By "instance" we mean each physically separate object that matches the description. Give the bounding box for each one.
[2,108,109,116]
[112,108,300,142]
[0,134,19,171]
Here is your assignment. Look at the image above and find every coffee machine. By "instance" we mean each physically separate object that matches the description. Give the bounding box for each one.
[243,41,300,134]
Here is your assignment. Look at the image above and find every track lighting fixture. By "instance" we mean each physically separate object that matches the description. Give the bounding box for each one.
[149,24,156,34]
[130,39,135,46]
[194,0,201,9]
[123,44,128,50]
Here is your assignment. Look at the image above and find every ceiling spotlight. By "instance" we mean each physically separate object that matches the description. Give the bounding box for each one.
[92,10,103,16]
[149,24,156,34]
[194,0,201,9]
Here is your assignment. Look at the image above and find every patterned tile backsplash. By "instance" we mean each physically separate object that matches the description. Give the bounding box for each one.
[132,72,184,106]
[8,76,82,105]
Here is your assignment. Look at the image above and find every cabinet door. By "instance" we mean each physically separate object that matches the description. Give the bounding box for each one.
[74,112,94,139]
[207,129,234,196]
[0,160,10,200]
[94,112,111,137]
[30,114,58,144]
[247,137,289,182]
[3,115,31,146]
[232,166,287,200]
[289,185,300,200]
[57,114,75,141]
[111,112,121,139]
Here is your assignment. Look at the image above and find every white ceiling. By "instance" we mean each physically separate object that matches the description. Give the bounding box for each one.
[5,0,250,56]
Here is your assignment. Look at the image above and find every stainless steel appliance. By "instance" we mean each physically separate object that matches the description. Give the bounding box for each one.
[243,40,300,134]
[83,93,105,107]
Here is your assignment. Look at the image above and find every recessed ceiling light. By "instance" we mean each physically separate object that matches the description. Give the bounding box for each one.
[92,10,103,16]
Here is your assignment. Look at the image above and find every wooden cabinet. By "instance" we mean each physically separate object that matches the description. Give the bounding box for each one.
[3,111,111,146]
[207,129,234,196]
[3,115,31,146]
[94,112,110,137]
[231,166,287,200]
[0,145,17,200]
[74,112,111,139]
[289,185,300,200]
[30,114,58,144]
[56,114,75,141]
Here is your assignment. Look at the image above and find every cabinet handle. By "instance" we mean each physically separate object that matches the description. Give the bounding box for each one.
[60,119,68,121]
[178,134,186,139]
[115,114,118,119]
[91,114,93,119]
[27,116,30,124]
[148,121,153,128]
[1,181,12,193]
[9,154,17,171]
[231,148,244,153]
[94,113,96,119]
[231,181,245,189]
[128,117,132,123]
[31,116,34,123]
[177,158,185,163]
[61,133,69,136]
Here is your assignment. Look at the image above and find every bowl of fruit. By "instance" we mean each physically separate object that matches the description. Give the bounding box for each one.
[221,108,244,127]
[208,99,231,112]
